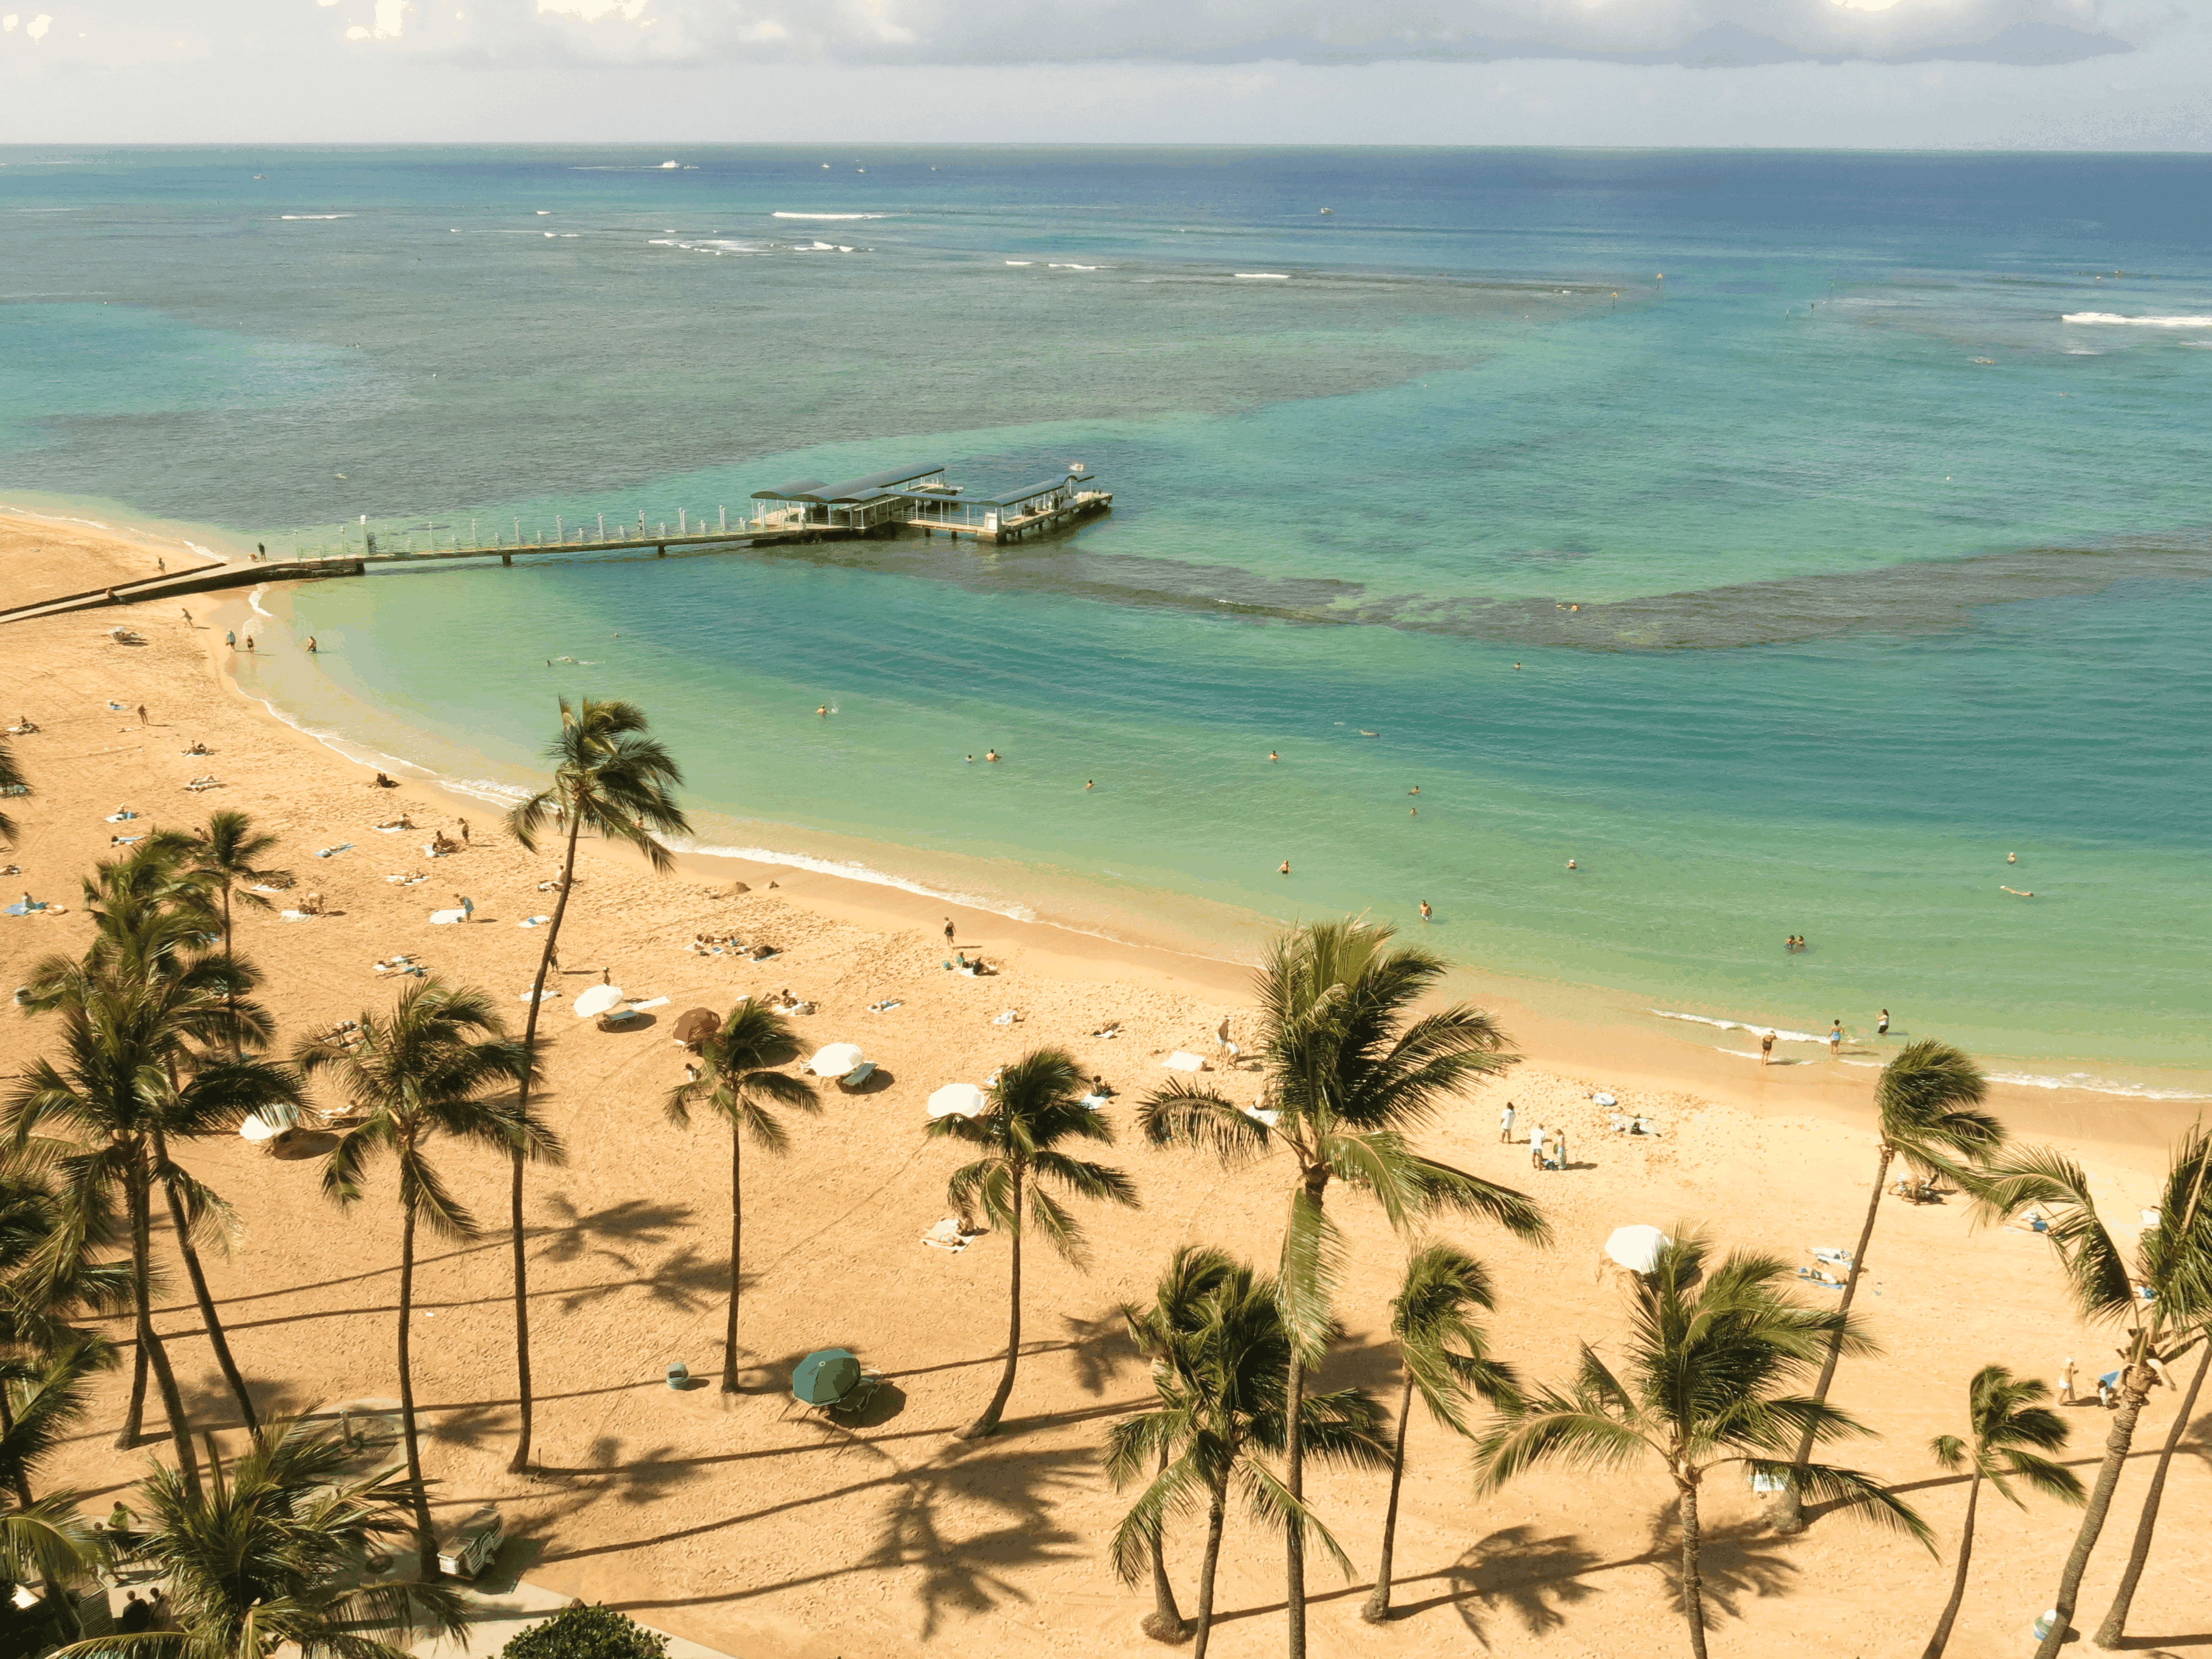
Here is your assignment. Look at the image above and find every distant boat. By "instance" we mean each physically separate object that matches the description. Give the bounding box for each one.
[1318,207,1334,215]
[659,160,680,170]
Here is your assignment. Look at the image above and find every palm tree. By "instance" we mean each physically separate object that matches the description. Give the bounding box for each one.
[1970,1125,2212,1659]
[1107,1259,1391,1659]
[664,999,814,1392]
[2095,1323,2211,1648]
[503,696,687,1472]
[0,1341,106,1637]
[1474,1232,1929,1659]
[1773,1039,2004,1533]
[1140,918,1546,1656]
[1921,1364,2081,1659]
[51,1410,467,1659]
[296,978,557,1574]
[23,841,276,1436]
[930,1047,1138,1438]
[5,988,293,1492]
[1363,1243,1517,1624]
[1118,1244,1241,1644]
[0,1162,133,1392]
[0,733,27,848]
[179,811,291,1055]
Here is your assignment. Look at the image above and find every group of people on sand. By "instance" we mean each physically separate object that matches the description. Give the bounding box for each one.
[1498,1105,1572,1172]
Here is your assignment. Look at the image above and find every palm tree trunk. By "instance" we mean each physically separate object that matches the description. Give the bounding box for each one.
[0,1386,31,1508]
[963,1164,1024,1439]
[721,1124,743,1392]
[2094,1339,2211,1648]
[397,1203,440,1580]
[1191,1479,1228,1659]
[222,883,239,1060]
[505,806,583,1472]
[123,1168,200,1497]
[154,1132,257,1431]
[2033,1375,2152,1659]
[1776,1145,1893,1533]
[1142,1443,1190,1644]
[1921,1469,1982,1659]
[119,1340,148,1447]
[1282,1175,1326,1659]
[1361,1374,1416,1624]
[1678,1476,1709,1659]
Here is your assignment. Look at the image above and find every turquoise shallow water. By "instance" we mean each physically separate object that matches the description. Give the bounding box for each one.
[5,147,2210,1086]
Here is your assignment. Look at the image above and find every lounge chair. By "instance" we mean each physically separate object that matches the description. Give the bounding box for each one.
[839,1061,877,1089]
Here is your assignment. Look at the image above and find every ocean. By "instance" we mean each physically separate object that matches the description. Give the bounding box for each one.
[4,145,2209,1089]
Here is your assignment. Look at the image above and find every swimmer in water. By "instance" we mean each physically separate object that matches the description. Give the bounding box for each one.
[985,749,999,763]
[1418,899,1431,920]
[1084,780,1094,790]
[2001,885,2035,898]
[965,754,974,764]
[1565,859,1577,870]
[1279,860,1291,876]
[1514,662,1522,670]
[2007,852,2017,864]
[817,705,828,717]
[1268,750,1278,761]
[1409,786,1420,795]
[1410,807,1417,817]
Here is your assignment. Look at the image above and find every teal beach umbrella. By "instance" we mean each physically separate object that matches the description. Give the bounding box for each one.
[791,1348,862,1406]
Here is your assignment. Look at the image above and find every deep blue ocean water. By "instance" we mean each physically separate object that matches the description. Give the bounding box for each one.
[4,147,2209,1085]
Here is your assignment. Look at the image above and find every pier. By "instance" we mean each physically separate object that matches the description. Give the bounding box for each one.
[0,460,1111,624]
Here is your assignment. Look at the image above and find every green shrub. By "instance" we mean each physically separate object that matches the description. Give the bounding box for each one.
[500,1604,669,1659]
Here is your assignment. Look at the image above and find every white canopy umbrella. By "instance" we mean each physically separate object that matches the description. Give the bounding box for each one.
[573,983,625,1019]
[808,1042,865,1078]
[238,1115,282,1144]
[1604,1225,1672,1275]
[927,1083,988,1120]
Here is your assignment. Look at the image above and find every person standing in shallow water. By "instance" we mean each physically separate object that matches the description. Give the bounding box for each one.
[1877,1009,1890,1035]
[1760,1030,1776,1066]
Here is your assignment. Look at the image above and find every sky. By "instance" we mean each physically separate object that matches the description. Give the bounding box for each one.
[0,0,2207,147]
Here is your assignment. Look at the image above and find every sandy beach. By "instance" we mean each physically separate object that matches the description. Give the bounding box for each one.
[3,511,2206,1659]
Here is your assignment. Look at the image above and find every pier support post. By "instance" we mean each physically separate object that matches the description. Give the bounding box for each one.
[502,552,512,567]
[656,545,666,557]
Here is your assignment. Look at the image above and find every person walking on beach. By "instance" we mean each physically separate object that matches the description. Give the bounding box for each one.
[457,817,469,844]
[244,635,255,653]
[136,705,148,728]
[1760,1030,1776,1066]
[1499,1100,1516,1142]
[1528,1123,1545,1171]
[1554,1128,1569,1170]
[2059,1357,2077,1405]
[225,629,235,648]
[305,636,317,654]
[1828,1020,1843,1057]
[943,918,956,948]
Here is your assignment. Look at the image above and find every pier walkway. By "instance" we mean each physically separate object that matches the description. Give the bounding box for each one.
[1,458,1112,625]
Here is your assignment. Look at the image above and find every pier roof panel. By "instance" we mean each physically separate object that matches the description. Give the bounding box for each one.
[985,474,1099,508]
[812,463,947,503]
[750,477,826,500]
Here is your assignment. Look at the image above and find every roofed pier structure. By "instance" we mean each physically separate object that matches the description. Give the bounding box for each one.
[749,462,1112,544]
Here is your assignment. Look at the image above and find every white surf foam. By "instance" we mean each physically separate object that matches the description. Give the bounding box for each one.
[773,212,885,220]
[1985,1071,2211,1102]
[1648,1008,1825,1044]
[280,214,354,221]
[1652,1010,2206,1099]
[247,583,274,618]
[2062,312,2212,327]
[1235,272,1291,280]
[1004,260,1034,266]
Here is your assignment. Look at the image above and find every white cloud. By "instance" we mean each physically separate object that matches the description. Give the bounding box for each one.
[535,0,649,21]
[345,0,406,38]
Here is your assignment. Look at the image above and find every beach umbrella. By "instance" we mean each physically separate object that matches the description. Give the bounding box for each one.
[672,1007,719,1044]
[573,983,624,1019]
[927,1082,987,1119]
[808,1042,865,1077]
[791,1348,861,1406]
[1604,1225,1672,1274]
[238,1115,281,1144]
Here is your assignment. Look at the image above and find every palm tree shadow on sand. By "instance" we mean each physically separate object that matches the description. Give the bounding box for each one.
[1433,1510,1795,1646]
